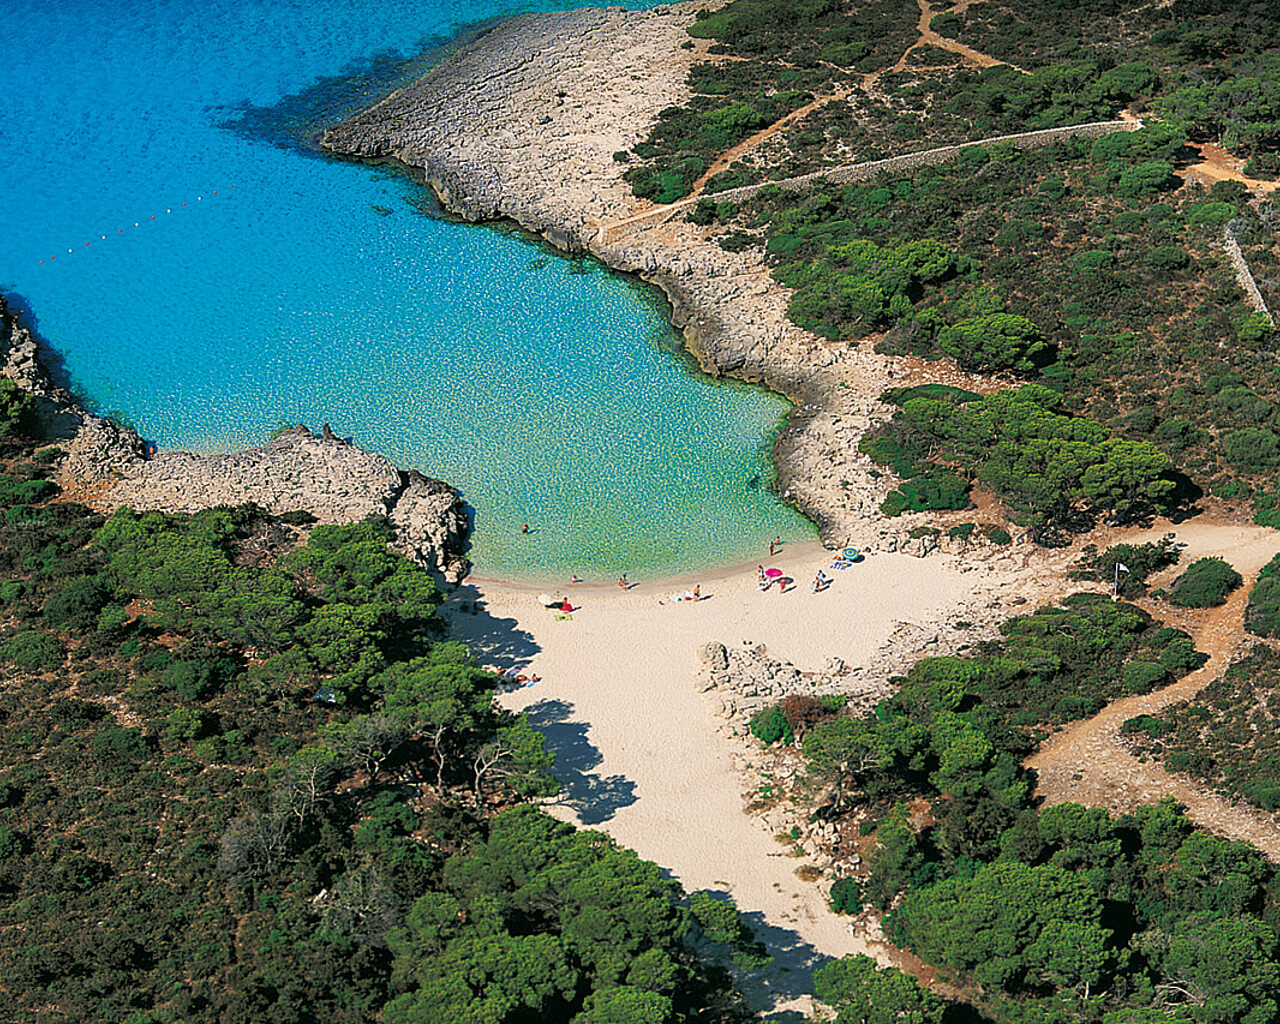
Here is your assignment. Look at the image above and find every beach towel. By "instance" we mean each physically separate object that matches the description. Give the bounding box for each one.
[555,614,573,621]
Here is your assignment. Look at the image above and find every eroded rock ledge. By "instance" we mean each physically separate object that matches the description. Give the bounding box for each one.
[1,297,470,584]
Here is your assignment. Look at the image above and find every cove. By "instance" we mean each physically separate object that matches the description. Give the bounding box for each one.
[3,0,814,580]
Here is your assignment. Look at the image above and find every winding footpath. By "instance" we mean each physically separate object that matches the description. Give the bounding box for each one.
[1028,524,1280,858]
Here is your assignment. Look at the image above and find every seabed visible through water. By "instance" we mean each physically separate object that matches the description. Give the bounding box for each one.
[5,0,814,580]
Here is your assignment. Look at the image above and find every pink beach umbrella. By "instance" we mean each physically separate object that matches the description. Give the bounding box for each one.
[764,568,783,578]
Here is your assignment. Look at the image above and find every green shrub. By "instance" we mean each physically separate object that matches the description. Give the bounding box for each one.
[749,705,793,745]
[1121,714,1170,739]
[880,472,971,516]
[689,890,744,945]
[1145,245,1190,272]
[829,876,864,915]
[1158,636,1205,674]
[1222,427,1280,471]
[1116,160,1174,197]
[1238,779,1280,811]
[1245,552,1280,637]
[1185,201,1237,227]
[1122,660,1169,694]
[0,379,34,439]
[42,575,111,631]
[1071,537,1179,597]
[164,707,206,742]
[880,384,982,406]
[90,726,151,781]
[936,313,1046,372]
[163,659,224,702]
[986,526,1012,545]
[0,476,56,508]
[1243,153,1280,180]
[0,630,64,670]
[1166,557,1242,608]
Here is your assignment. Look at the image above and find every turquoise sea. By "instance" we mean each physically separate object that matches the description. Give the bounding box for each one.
[3,0,814,580]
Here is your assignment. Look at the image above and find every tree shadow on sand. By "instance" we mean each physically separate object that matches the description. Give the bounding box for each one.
[697,891,836,1021]
[524,698,636,826]
[446,588,540,672]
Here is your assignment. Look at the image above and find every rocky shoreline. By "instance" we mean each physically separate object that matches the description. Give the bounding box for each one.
[0,296,471,583]
[317,4,1104,558]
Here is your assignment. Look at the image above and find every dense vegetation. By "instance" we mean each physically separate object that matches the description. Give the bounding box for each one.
[1071,536,1182,598]
[732,129,1280,534]
[752,592,1280,1024]
[625,0,1280,196]
[1246,549,1280,636]
[1125,645,1280,813]
[621,0,918,201]
[946,0,1280,161]
[1166,555,1243,607]
[862,384,1175,541]
[621,0,1280,534]
[0,423,752,1024]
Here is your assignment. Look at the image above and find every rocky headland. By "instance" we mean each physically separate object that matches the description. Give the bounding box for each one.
[0,296,470,583]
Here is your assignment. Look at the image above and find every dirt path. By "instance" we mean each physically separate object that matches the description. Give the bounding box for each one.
[896,0,1025,75]
[609,0,1027,234]
[1184,140,1279,194]
[686,91,843,197]
[864,0,1026,93]
[1027,524,1280,857]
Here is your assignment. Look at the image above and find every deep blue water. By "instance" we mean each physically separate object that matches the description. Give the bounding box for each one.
[3,0,814,580]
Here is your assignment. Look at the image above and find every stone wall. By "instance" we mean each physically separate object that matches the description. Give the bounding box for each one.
[1224,222,1276,326]
[600,119,1143,240]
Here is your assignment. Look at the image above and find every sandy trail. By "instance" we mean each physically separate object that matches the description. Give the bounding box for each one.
[688,92,841,198]
[1184,140,1279,194]
[896,0,1024,75]
[863,0,1025,93]
[1028,521,1280,856]
[449,544,981,1011]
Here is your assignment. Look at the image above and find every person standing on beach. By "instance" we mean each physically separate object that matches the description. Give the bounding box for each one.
[693,585,700,601]
[768,539,776,556]
[618,575,628,589]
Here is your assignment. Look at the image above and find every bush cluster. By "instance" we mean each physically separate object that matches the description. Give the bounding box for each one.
[1166,556,1242,608]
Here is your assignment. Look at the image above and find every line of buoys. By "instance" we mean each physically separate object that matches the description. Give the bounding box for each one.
[39,185,235,265]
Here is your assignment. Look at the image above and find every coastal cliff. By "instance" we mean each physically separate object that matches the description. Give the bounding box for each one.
[0,296,471,583]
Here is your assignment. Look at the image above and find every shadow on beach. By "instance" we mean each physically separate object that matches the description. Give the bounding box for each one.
[689,889,833,1020]
[524,698,636,825]
[446,589,539,672]
[736,906,833,1019]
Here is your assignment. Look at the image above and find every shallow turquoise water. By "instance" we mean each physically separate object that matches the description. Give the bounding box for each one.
[2,0,814,580]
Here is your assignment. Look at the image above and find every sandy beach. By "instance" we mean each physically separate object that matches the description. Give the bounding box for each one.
[448,543,986,1010]
[443,517,1280,1012]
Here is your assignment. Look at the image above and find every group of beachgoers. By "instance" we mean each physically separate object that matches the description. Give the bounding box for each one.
[756,540,863,596]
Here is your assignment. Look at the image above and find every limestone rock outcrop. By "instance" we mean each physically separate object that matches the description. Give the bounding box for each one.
[0,295,470,584]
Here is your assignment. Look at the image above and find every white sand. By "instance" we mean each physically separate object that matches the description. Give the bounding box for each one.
[448,542,977,1009]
